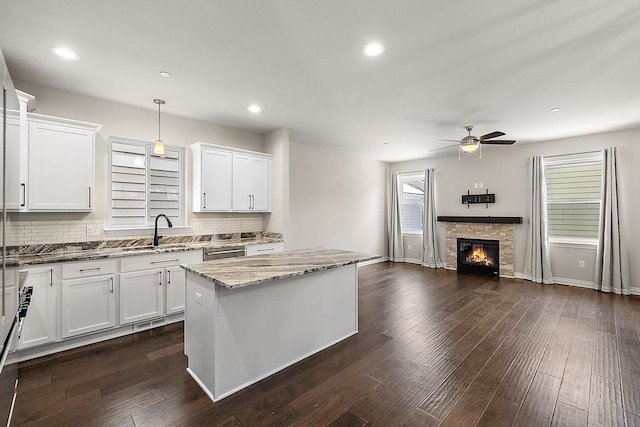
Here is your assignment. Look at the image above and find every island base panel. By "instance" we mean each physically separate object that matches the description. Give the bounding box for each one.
[185,264,358,401]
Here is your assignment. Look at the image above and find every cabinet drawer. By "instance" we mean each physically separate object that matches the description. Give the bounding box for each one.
[245,242,284,256]
[62,259,117,279]
[120,250,202,273]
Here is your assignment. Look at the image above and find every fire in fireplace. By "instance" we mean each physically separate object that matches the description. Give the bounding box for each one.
[457,238,500,276]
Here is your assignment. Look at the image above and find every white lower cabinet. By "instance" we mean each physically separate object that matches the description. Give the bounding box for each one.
[119,269,164,325]
[18,266,56,350]
[61,274,116,338]
[119,250,202,325]
[166,265,187,315]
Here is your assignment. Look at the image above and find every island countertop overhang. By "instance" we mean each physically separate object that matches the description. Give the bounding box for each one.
[180,248,379,289]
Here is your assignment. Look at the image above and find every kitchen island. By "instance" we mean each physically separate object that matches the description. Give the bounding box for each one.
[181,248,378,402]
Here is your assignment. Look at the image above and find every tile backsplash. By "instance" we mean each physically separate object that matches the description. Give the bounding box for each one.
[3,215,264,246]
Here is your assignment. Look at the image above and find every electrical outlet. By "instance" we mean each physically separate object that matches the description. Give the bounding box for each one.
[473,182,479,189]
[195,292,203,305]
[193,223,202,232]
[407,244,412,250]
[86,225,101,236]
[479,182,484,188]
[578,260,585,268]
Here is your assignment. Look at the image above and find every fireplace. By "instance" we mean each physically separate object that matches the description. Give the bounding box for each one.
[457,238,500,276]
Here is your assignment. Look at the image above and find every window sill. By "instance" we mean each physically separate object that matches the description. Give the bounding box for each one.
[104,225,192,238]
[549,237,598,249]
[402,231,423,236]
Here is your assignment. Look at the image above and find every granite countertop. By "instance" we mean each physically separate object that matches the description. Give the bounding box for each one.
[5,236,283,267]
[181,248,380,290]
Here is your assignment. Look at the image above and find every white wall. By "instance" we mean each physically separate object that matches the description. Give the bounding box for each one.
[389,127,640,290]
[288,140,388,257]
[12,80,268,243]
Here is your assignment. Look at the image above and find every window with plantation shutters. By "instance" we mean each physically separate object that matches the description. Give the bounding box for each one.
[544,155,602,240]
[110,138,185,228]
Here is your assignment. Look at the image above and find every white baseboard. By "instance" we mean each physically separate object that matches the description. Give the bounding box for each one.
[552,277,595,289]
[630,287,640,296]
[358,256,388,267]
[403,258,422,265]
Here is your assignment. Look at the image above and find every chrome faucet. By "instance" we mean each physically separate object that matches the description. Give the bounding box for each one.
[153,214,173,246]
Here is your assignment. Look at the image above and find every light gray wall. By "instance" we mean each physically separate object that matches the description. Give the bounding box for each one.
[289,140,388,257]
[262,128,290,243]
[390,127,640,290]
[403,234,423,262]
[13,80,266,228]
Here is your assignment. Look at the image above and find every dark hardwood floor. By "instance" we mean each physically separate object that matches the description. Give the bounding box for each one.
[14,262,640,426]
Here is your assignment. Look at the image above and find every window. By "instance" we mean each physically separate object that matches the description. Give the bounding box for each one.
[109,137,185,229]
[401,175,424,233]
[544,154,602,240]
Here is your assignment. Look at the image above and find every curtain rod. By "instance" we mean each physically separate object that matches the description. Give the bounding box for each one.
[543,149,602,159]
[390,169,437,176]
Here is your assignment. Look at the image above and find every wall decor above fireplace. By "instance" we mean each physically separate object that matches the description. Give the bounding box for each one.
[462,189,495,208]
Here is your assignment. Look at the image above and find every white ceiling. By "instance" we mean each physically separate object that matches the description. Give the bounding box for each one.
[1,0,639,162]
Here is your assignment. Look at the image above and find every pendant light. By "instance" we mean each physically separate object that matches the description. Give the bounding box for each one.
[153,99,166,157]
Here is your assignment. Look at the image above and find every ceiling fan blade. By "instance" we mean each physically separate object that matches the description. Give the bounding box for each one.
[438,139,462,143]
[478,131,505,140]
[429,144,459,152]
[480,140,516,145]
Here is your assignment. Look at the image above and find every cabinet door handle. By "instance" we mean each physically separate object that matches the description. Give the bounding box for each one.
[159,271,162,286]
[150,259,179,264]
[167,270,171,284]
[257,248,275,253]
[203,193,207,209]
[21,183,26,207]
[50,268,53,286]
[88,187,92,208]
[110,277,114,293]
[252,195,254,209]
[79,267,101,272]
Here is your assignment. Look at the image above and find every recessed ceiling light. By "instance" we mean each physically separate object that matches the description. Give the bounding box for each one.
[383,142,390,145]
[363,42,385,57]
[248,104,261,113]
[51,47,78,60]
[550,107,560,112]
[159,71,171,78]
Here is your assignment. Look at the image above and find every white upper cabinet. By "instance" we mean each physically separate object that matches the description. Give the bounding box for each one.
[0,113,22,209]
[191,144,233,212]
[248,156,270,211]
[27,115,99,211]
[232,154,252,210]
[190,143,272,213]
[232,154,271,211]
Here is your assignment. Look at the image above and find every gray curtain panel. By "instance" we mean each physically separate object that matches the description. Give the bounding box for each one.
[422,168,442,268]
[523,156,553,284]
[594,147,630,294]
[388,173,404,262]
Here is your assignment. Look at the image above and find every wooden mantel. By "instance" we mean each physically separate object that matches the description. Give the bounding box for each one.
[437,216,523,224]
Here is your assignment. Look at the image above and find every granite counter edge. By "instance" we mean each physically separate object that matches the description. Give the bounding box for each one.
[181,254,380,290]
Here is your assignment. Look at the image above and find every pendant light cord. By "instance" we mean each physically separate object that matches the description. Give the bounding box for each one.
[154,99,165,142]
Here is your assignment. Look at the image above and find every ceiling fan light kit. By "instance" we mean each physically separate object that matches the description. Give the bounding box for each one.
[433,124,516,157]
[460,138,479,152]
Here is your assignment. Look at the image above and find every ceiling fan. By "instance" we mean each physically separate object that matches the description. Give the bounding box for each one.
[432,125,516,153]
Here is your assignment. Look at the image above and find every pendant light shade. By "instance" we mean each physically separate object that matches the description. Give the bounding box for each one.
[153,99,166,157]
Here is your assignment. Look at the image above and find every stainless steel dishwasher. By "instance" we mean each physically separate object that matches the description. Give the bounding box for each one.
[203,246,245,261]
